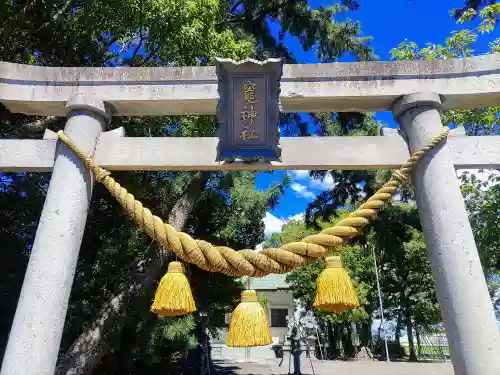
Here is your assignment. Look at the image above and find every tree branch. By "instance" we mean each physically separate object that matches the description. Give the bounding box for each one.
[13,116,62,136]
[55,172,210,375]
[229,0,244,14]
[130,31,145,62]
[131,43,161,67]
[34,0,78,34]
[1,0,39,37]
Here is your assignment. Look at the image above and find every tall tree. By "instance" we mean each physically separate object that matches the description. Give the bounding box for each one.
[460,170,500,318]
[277,201,440,361]
[451,0,500,21]
[0,1,375,373]
[390,3,500,320]
[304,113,383,227]
[370,206,440,361]
[268,213,372,359]
[390,3,500,136]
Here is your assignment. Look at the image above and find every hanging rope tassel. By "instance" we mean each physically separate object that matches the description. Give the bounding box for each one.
[151,261,196,317]
[314,255,359,313]
[226,290,272,347]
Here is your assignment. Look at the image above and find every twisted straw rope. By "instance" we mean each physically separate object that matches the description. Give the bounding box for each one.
[57,129,449,277]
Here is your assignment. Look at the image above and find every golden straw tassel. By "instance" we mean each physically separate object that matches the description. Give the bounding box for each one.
[314,255,359,313]
[151,261,196,317]
[226,289,272,347]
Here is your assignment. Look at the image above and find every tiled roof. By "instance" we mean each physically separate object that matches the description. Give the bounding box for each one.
[240,273,290,290]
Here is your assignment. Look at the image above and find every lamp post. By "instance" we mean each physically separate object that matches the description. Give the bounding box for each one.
[290,326,302,375]
[197,312,210,375]
[286,316,303,375]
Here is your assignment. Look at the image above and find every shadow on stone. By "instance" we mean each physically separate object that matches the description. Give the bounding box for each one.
[213,359,272,375]
[213,359,243,374]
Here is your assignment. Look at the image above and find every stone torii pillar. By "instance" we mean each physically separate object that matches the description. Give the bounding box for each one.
[0,96,112,375]
[393,93,500,375]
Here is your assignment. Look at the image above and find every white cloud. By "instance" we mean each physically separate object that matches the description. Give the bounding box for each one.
[254,242,264,251]
[263,212,285,238]
[291,170,310,179]
[290,182,316,200]
[286,213,305,222]
[261,211,306,244]
[310,173,335,191]
[291,170,334,192]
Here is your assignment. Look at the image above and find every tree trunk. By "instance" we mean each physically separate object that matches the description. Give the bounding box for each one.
[363,309,373,347]
[405,306,418,362]
[207,333,215,375]
[340,323,355,359]
[194,320,208,375]
[55,172,209,375]
[358,322,371,347]
[326,322,335,359]
[395,315,402,345]
[337,325,345,359]
[415,326,422,358]
[348,324,357,358]
[16,116,61,135]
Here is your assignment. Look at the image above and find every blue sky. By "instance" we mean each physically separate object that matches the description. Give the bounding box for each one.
[257,0,496,236]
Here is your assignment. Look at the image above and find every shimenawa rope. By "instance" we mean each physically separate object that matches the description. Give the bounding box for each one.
[56,128,449,278]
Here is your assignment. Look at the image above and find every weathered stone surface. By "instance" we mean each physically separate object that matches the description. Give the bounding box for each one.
[0,54,499,116]
[0,96,114,375]
[2,133,500,172]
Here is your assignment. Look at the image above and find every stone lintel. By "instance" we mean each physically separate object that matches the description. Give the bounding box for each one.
[1,134,499,172]
[1,54,499,116]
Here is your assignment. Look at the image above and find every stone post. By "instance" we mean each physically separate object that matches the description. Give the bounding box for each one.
[0,96,112,375]
[393,92,500,375]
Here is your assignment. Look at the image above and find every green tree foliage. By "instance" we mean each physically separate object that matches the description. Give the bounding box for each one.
[460,170,500,317]
[296,111,424,361]
[0,0,255,67]
[224,0,374,62]
[451,0,500,22]
[266,214,371,359]
[274,202,440,360]
[390,4,500,322]
[0,0,375,373]
[390,3,500,136]
[370,206,440,361]
[0,173,48,353]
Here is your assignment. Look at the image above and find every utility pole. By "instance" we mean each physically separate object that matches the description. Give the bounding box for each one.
[372,245,390,362]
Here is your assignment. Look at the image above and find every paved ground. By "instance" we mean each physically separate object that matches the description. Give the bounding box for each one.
[211,344,454,374]
[214,359,455,375]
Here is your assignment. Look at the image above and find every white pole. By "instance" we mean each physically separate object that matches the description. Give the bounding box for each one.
[372,244,390,362]
[316,327,324,360]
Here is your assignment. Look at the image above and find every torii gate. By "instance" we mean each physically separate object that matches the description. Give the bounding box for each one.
[1,54,500,375]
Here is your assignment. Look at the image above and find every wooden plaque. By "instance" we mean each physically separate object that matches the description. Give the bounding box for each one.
[215,57,283,162]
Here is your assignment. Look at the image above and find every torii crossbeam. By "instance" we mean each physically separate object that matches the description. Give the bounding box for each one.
[0,55,499,375]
